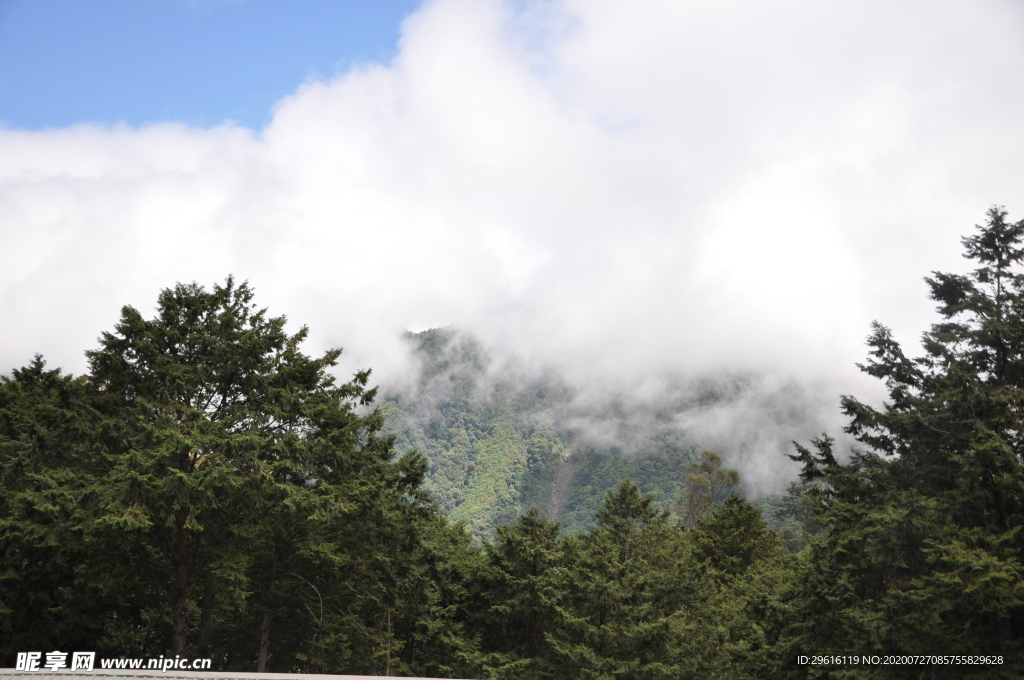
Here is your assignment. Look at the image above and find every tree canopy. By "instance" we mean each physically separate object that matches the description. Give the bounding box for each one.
[781,207,1024,677]
[1,278,475,675]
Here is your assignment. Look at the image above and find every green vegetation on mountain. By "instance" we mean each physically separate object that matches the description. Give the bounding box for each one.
[379,329,712,538]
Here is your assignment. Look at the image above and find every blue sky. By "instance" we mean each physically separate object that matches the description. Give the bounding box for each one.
[0,0,424,129]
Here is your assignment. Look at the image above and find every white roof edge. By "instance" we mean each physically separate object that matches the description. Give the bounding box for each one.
[0,672,470,680]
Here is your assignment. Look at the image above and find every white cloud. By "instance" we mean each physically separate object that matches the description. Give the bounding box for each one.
[3,0,1024,486]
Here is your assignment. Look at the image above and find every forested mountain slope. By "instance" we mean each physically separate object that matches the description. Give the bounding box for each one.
[379,328,745,538]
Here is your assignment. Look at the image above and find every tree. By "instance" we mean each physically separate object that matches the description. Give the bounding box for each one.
[471,506,564,679]
[673,494,788,680]
[546,481,684,680]
[0,358,128,663]
[676,450,739,529]
[82,276,405,659]
[778,207,1024,676]
[2,277,472,673]
[691,494,783,578]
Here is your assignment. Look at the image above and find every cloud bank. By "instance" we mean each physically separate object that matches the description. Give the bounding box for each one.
[3,0,1024,487]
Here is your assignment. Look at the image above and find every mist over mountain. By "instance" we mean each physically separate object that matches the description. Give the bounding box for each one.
[379,326,844,537]
[3,1,1022,425]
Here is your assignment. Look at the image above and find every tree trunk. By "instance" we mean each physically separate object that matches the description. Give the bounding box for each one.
[384,608,392,677]
[171,520,191,655]
[256,608,273,673]
[197,565,216,656]
[256,552,279,673]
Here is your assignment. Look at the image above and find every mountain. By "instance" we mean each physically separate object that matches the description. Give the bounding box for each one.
[379,327,743,538]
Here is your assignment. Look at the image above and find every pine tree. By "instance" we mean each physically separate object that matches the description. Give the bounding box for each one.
[668,493,789,680]
[546,481,683,680]
[778,207,1024,676]
[691,494,783,579]
[0,358,129,662]
[2,278,479,673]
[472,506,564,679]
[82,277,396,658]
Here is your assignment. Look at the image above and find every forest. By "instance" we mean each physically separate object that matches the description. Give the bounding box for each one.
[2,207,1023,679]
[379,325,732,539]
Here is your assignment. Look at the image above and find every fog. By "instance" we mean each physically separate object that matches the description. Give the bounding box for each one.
[3,0,1024,490]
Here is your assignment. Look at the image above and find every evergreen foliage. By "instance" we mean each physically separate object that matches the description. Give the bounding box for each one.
[0,279,475,675]
[0,359,112,656]
[776,207,1024,677]
[471,507,564,679]
[2,320,780,675]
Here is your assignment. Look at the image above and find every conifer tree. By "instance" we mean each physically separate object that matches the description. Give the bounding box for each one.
[472,506,564,679]
[670,493,788,679]
[0,359,127,661]
[82,277,401,658]
[546,481,683,680]
[691,494,783,579]
[779,207,1024,675]
[2,278,475,673]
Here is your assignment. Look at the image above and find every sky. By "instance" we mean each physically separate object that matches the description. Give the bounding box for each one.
[2,0,1024,489]
[0,0,424,129]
